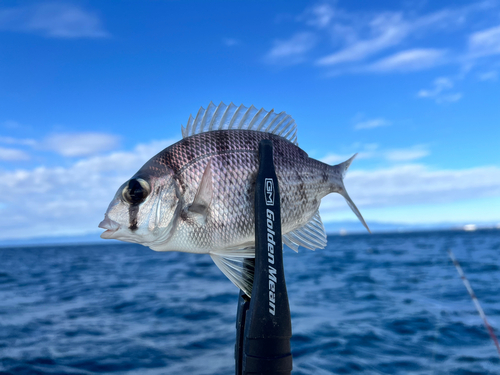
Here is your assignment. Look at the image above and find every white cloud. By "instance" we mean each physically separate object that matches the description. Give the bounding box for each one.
[2,120,27,129]
[418,77,453,97]
[478,70,498,81]
[303,3,336,29]
[43,132,120,157]
[0,138,177,240]
[354,118,390,130]
[418,77,463,103]
[365,48,447,72]
[317,13,409,66]
[0,147,30,161]
[321,144,429,164]
[265,32,317,64]
[0,136,36,146]
[321,164,500,212]
[384,146,430,162]
[468,25,500,57]
[311,3,488,69]
[321,143,379,165]
[268,2,500,78]
[0,3,109,38]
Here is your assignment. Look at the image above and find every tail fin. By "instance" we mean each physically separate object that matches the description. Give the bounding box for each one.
[338,153,357,178]
[335,154,371,233]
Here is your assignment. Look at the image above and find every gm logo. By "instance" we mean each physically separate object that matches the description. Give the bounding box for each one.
[265,178,274,206]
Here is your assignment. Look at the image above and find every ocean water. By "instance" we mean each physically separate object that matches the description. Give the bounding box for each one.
[1,229,499,375]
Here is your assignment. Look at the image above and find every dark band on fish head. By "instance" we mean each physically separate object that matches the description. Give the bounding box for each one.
[129,204,139,231]
[121,178,151,232]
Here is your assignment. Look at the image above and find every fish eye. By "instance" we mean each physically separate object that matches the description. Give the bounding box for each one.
[122,178,151,205]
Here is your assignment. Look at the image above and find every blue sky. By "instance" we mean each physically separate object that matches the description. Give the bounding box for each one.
[1,0,499,241]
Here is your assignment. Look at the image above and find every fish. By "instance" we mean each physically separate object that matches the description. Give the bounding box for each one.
[98,102,369,296]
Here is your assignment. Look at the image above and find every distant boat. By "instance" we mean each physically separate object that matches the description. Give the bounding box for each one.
[463,224,477,231]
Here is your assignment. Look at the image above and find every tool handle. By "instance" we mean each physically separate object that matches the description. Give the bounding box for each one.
[235,139,293,375]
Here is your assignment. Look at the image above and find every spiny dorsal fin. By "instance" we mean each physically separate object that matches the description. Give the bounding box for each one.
[181,101,298,145]
[282,210,327,252]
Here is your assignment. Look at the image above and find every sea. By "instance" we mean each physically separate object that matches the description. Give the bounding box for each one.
[1,229,499,375]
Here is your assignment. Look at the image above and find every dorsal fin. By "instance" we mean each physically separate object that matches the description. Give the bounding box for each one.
[181,101,299,145]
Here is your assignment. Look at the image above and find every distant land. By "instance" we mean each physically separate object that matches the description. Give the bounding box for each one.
[1,221,498,248]
[322,220,500,235]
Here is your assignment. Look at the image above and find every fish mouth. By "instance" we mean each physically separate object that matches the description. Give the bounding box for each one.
[98,216,121,239]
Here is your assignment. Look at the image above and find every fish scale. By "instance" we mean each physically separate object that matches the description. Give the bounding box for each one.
[99,102,369,296]
[155,131,324,248]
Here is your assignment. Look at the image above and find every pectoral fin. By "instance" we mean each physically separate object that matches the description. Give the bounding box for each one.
[210,247,255,297]
[187,159,213,224]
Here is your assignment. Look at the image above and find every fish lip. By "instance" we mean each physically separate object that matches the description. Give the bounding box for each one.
[98,216,120,238]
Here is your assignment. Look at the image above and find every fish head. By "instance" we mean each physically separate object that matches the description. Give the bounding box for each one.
[98,168,182,247]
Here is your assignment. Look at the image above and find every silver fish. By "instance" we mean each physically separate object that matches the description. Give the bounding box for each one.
[99,102,369,296]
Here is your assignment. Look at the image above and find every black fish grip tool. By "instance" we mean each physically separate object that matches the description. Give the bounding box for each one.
[235,139,293,375]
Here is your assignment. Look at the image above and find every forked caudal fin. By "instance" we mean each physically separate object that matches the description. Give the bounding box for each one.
[335,154,371,233]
